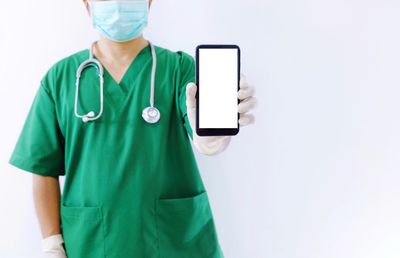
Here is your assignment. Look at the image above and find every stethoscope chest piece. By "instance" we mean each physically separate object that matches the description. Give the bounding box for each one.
[142,106,160,124]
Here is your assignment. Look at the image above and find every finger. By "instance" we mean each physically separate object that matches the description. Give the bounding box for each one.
[238,84,255,100]
[238,96,257,113]
[240,75,249,89]
[240,73,247,84]
[186,82,197,109]
[239,113,255,126]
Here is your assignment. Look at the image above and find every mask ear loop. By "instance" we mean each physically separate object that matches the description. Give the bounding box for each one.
[74,41,104,123]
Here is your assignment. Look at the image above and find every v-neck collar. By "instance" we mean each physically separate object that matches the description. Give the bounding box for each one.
[91,43,152,96]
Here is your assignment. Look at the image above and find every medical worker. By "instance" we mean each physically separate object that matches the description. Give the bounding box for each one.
[9,0,257,257]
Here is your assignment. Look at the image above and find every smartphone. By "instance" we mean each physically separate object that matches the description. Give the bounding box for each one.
[195,45,241,136]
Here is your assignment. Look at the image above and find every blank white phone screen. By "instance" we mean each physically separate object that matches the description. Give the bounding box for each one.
[199,48,238,128]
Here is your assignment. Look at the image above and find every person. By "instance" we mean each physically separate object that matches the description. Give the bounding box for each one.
[8,0,257,257]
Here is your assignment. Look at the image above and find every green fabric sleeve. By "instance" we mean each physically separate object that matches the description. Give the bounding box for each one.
[177,51,196,141]
[9,80,65,177]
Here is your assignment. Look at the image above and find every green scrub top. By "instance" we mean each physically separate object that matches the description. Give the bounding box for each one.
[9,44,224,258]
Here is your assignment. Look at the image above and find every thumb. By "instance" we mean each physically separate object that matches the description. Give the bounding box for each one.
[186,82,197,109]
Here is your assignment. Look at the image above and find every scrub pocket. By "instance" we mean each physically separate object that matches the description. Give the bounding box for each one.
[155,191,224,258]
[61,203,105,258]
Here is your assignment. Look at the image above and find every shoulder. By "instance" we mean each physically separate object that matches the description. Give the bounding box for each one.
[154,45,195,68]
[40,49,88,93]
[153,45,195,91]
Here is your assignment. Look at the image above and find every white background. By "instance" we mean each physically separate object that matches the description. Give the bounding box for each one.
[1,0,400,257]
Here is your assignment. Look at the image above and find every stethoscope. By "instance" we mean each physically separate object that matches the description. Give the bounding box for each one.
[74,41,160,124]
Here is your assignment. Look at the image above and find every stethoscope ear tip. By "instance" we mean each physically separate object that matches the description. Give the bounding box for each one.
[81,111,95,123]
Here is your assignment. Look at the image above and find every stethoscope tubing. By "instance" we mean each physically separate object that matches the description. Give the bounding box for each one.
[74,41,159,123]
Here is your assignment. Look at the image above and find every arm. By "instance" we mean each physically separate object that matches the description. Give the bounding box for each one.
[33,175,67,257]
[8,70,67,257]
[32,174,62,238]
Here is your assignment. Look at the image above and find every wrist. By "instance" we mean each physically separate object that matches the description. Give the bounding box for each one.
[42,233,65,253]
[193,135,231,155]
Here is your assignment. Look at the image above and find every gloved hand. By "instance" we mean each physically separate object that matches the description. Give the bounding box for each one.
[41,234,67,258]
[186,73,257,155]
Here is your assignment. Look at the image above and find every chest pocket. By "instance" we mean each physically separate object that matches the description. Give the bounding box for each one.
[155,191,225,258]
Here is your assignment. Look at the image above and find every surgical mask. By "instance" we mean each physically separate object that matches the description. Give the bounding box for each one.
[89,0,149,42]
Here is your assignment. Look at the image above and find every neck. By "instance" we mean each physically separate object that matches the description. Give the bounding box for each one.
[94,35,149,63]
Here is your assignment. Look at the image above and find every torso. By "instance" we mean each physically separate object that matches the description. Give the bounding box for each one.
[46,44,223,257]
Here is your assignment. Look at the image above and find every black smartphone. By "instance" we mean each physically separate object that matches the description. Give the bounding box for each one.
[195,45,241,136]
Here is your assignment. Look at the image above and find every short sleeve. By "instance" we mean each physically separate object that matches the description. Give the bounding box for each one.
[177,51,196,141]
[8,81,65,177]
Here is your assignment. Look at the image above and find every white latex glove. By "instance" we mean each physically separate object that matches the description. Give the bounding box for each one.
[41,234,67,258]
[186,73,257,155]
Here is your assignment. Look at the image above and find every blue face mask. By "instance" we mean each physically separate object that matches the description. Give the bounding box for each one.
[89,0,149,42]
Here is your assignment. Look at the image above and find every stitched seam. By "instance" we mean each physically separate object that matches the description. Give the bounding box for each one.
[154,199,161,258]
